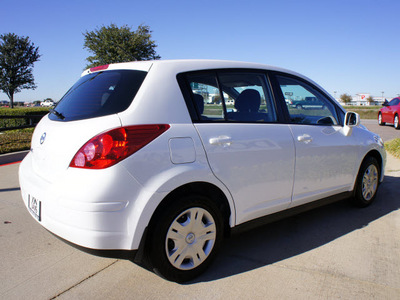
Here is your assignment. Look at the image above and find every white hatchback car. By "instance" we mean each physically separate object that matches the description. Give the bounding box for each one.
[19,60,386,282]
[40,99,55,107]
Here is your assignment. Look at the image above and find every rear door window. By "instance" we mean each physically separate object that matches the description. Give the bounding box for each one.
[50,70,147,121]
[182,70,277,123]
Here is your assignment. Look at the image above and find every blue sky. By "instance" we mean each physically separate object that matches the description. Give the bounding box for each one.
[1,0,399,102]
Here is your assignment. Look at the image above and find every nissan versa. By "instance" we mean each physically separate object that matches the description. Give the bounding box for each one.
[19,60,386,282]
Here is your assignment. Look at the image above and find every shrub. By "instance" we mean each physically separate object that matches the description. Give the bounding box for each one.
[0,107,50,129]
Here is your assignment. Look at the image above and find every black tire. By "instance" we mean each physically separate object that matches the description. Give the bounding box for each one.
[147,195,223,282]
[353,156,380,207]
[378,112,385,126]
[394,114,400,130]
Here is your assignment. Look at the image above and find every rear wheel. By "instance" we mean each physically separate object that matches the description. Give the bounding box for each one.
[378,112,385,126]
[147,195,223,282]
[353,156,380,207]
[394,114,399,129]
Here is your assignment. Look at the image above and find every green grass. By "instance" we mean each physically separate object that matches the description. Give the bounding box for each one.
[346,108,380,119]
[385,138,400,159]
[0,128,34,154]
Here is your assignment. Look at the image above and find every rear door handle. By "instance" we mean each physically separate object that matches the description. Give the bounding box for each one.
[297,134,313,144]
[209,135,232,146]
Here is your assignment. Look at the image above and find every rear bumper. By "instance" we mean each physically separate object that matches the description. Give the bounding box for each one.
[19,153,142,250]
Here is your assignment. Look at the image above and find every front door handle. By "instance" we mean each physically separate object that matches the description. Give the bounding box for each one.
[209,135,232,146]
[297,134,313,144]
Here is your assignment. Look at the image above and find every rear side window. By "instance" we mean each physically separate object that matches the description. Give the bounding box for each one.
[50,70,147,121]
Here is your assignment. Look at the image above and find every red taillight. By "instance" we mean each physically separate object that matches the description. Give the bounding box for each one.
[70,124,170,169]
[90,64,109,72]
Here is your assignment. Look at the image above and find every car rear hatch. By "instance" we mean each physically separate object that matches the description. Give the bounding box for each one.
[29,115,122,182]
[28,64,151,181]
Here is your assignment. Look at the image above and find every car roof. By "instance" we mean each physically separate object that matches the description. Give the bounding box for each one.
[83,59,302,78]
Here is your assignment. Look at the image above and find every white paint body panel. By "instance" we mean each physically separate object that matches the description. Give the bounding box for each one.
[194,123,295,224]
[19,59,386,250]
[289,124,359,206]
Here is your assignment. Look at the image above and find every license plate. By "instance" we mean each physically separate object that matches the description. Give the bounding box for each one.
[28,195,41,221]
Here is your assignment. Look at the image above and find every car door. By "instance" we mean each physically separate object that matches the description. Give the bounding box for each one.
[273,73,359,206]
[383,98,400,123]
[182,70,296,225]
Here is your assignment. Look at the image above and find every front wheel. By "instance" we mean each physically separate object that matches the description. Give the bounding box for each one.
[147,195,223,282]
[394,114,399,130]
[353,157,380,207]
[378,113,385,126]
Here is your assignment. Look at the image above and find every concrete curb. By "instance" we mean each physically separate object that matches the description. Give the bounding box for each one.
[0,150,29,166]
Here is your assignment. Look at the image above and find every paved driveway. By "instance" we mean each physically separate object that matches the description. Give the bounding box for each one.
[1,123,399,299]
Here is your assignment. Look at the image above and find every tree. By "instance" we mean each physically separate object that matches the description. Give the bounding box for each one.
[340,93,352,105]
[366,96,374,105]
[83,24,161,69]
[0,33,41,108]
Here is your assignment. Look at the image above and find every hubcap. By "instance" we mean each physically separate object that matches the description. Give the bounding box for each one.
[165,207,216,270]
[378,114,382,124]
[395,116,399,128]
[186,233,195,244]
[362,165,378,201]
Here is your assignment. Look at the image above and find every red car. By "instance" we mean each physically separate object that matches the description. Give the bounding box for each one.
[378,97,400,129]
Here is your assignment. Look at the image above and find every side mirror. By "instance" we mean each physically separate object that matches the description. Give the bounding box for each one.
[343,112,360,136]
[344,111,360,126]
[382,102,388,107]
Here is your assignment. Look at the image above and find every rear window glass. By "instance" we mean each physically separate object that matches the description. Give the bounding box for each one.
[50,70,147,121]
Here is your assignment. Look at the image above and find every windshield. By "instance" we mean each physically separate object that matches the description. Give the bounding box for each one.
[50,70,147,121]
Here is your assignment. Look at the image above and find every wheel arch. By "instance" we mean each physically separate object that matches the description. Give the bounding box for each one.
[351,151,382,207]
[366,150,383,175]
[131,180,234,257]
[394,113,399,129]
[358,149,384,184]
[148,182,233,238]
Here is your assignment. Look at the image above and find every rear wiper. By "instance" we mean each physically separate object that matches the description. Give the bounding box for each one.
[49,109,65,120]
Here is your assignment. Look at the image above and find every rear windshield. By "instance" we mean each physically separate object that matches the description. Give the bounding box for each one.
[50,70,147,121]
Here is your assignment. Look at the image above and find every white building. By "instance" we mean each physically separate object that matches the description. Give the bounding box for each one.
[337,93,387,106]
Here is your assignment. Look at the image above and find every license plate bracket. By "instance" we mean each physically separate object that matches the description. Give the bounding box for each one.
[28,195,41,221]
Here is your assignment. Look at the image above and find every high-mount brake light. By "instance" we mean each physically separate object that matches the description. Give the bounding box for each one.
[70,124,170,169]
[89,64,109,72]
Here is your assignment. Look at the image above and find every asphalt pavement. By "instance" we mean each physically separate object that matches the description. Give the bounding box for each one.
[0,121,400,299]
[360,119,400,143]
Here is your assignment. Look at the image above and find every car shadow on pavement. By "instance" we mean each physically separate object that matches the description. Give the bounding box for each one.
[191,175,400,283]
[0,187,20,193]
